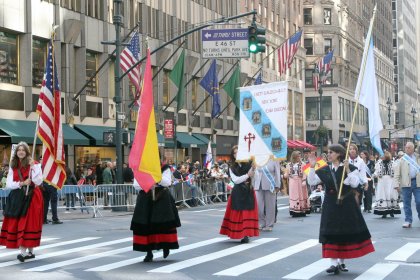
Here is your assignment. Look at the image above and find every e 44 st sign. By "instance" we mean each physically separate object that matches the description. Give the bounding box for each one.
[201,28,249,58]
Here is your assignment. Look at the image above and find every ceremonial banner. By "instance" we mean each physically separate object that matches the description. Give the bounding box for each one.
[237,82,288,166]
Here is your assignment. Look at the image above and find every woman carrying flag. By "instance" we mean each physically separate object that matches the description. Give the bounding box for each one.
[0,142,44,262]
[220,145,259,243]
[307,144,374,274]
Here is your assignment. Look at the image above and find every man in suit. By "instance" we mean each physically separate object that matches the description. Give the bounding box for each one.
[394,142,420,228]
[253,160,281,231]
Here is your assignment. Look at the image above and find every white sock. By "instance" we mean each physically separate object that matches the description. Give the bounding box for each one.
[338,258,344,265]
[19,247,26,256]
[330,258,338,266]
[28,248,33,254]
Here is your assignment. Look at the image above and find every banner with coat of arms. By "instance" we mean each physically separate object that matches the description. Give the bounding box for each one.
[237,81,288,166]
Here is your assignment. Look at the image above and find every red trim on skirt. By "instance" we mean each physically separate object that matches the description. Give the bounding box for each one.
[133,231,178,245]
[219,192,259,239]
[0,188,44,249]
[322,239,375,259]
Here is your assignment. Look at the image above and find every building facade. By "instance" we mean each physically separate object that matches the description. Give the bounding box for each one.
[303,0,394,153]
[392,0,418,143]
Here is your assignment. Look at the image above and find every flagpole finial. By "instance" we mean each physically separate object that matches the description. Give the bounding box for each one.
[51,25,59,39]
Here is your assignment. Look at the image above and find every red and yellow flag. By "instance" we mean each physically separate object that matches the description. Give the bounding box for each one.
[128,49,161,192]
[302,157,328,175]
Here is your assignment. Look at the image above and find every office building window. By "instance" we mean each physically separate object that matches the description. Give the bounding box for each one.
[324,8,331,25]
[306,97,319,120]
[304,38,313,55]
[0,31,18,85]
[321,96,332,120]
[85,51,98,96]
[162,70,170,106]
[303,8,312,25]
[61,0,82,12]
[86,0,105,20]
[339,97,344,121]
[191,78,198,110]
[345,100,351,122]
[32,39,48,87]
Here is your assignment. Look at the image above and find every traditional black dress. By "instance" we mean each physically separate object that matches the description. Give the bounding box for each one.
[311,164,375,258]
[130,165,181,252]
[220,162,259,239]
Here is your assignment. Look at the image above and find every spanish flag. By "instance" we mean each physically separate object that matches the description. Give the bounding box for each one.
[302,157,328,175]
[128,49,162,192]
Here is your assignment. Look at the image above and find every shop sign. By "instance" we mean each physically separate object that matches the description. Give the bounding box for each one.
[164,119,174,139]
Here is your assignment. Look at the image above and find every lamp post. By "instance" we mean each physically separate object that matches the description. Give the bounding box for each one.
[312,67,326,152]
[386,97,392,144]
[412,106,417,142]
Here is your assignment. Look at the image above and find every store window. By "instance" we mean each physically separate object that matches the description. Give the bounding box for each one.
[304,38,313,55]
[321,96,332,120]
[303,8,312,25]
[75,146,116,168]
[306,97,319,120]
[0,32,18,85]
[32,39,48,87]
[86,51,98,96]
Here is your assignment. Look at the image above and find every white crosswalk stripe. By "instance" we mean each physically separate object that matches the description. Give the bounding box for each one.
[148,238,277,273]
[0,237,99,258]
[282,259,330,280]
[86,237,227,272]
[214,239,318,276]
[385,243,420,261]
[354,263,399,280]
[0,237,131,268]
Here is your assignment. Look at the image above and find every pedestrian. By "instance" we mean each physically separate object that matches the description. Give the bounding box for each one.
[219,145,259,243]
[253,160,281,231]
[373,151,400,218]
[41,156,63,225]
[0,142,44,262]
[348,144,368,206]
[394,142,420,228]
[130,163,181,262]
[284,151,310,217]
[307,144,375,274]
[360,150,374,213]
[64,167,77,211]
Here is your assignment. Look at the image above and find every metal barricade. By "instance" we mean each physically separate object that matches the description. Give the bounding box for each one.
[0,188,10,211]
[58,185,95,216]
[95,184,139,216]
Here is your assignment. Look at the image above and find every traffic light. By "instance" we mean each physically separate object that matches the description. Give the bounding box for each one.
[248,24,266,54]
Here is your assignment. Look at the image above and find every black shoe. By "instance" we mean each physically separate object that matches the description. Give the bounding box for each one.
[338,263,348,272]
[240,236,249,244]
[17,254,25,263]
[66,208,70,211]
[382,214,387,219]
[52,220,63,224]
[326,265,339,274]
[367,210,371,213]
[143,251,153,262]
[24,253,35,260]
[390,213,394,218]
[163,249,170,259]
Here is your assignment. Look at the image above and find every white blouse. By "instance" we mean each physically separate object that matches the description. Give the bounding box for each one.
[6,163,43,190]
[307,164,360,188]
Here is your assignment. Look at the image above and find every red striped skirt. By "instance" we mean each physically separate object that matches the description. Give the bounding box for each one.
[219,192,259,239]
[133,228,179,252]
[0,188,44,249]
[322,239,375,259]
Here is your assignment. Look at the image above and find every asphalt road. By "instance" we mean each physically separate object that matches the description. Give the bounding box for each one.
[1,195,420,280]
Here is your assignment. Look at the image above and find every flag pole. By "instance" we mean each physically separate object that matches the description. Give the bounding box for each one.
[336,4,377,204]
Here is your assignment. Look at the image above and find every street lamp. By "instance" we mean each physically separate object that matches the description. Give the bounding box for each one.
[386,97,392,143]
[411,105,417,141]
[312,66,326,152]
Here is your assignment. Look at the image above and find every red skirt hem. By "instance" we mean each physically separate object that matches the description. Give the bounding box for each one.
[219,192,259,239]
[322,239,375,259]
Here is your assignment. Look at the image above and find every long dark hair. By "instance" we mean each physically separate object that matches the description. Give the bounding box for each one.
[10,142,31,169]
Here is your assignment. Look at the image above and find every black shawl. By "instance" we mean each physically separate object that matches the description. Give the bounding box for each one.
[229,161,255,210]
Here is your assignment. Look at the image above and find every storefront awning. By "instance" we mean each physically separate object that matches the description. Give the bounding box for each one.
[74,125,115,146]
[0,119,90,145]
[129,130,167,147]
[287,140,306,149]
[294,140,317,150]
[192,134,216,148]
[176,132,206,148]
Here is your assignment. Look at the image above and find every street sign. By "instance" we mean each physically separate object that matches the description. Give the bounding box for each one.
[201,28,249,58]
[164,119,174,139]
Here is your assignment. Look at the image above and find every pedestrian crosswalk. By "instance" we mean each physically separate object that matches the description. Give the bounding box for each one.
[0,235,420,279]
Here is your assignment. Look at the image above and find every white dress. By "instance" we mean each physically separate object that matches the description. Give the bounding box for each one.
[373,160,401,216]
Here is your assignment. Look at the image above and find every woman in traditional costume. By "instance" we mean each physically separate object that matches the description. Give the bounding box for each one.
[220,145,259,243]
[307,144,375,275]
[0,142,44,262]
[284,151,310,217]
[373,151,400,218]
[130,164,181,262]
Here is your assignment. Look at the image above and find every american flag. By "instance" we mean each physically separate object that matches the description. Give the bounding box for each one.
[36,41,66,189]
[120,32,142,101]
[278,29,303,76]
[313,50,334,90]
[254,71,262,85]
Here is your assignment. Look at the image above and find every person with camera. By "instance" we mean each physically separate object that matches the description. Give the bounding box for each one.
[0,142,44,262]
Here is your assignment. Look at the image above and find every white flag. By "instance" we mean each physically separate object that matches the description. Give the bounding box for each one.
[204,141,213,171]
[355,38,384,156]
